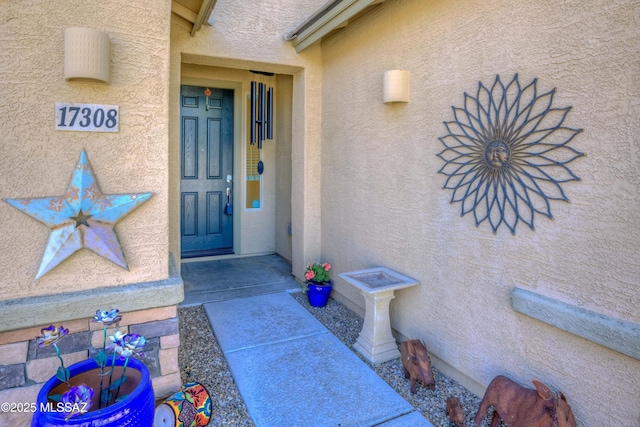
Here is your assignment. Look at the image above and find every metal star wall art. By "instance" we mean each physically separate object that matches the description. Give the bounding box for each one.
[3,151,152,279]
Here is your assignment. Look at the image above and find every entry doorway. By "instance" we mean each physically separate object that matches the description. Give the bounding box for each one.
[180,85,234,258]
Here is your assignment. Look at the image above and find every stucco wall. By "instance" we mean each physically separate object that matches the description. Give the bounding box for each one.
[275,74,294,262]
[170,0,325,275]
[320,0,640,425]
[0,1,170,299]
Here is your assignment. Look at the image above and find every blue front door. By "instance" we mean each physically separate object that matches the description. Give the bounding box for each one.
[180,86,234,258]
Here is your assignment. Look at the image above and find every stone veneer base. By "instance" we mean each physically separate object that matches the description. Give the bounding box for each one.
[0,255,184,426]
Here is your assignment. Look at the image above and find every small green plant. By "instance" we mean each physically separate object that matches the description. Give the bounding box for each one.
[304,261,331,284]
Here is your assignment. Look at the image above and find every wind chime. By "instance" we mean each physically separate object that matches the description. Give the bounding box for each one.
[250,70,274,150]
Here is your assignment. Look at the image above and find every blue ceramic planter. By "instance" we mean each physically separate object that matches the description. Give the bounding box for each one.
[31,357,154,427]
[307,280,333,307]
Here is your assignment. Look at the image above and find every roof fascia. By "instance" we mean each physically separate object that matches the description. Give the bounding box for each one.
[289,0,385,53]
[191,0,219,36]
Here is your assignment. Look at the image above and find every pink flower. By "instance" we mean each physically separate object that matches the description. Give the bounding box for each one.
[305,261,331,283]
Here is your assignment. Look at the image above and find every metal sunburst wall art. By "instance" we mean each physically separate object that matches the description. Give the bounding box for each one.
[3,151,152,279]
[436,74,584,234]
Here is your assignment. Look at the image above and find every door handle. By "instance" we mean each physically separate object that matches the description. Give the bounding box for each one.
[224,188,233,216]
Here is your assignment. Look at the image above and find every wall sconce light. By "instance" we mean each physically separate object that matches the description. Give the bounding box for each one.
[383,70,410,104]
[64,27,111,83]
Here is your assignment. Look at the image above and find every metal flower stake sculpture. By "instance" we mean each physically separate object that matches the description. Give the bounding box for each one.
[93,309,122,409]
[36,325,70,387]
[437,74,584,234]
[3,150,152,279]
[106,329,146,404]
[60,384,94,420]
[36,309,147,419]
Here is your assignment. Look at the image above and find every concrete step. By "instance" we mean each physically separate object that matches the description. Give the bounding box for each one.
[180,254,300,306]
[180,279,300,306]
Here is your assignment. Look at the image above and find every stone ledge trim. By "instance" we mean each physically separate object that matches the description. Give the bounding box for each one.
[0,255,183,333]
[511,287,640,361]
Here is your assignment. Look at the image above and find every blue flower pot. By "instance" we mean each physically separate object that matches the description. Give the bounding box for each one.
[31,357,154,427]
[307,280,333,307]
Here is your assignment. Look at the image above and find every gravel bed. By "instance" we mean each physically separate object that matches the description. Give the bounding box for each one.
[178,305,254,427]
[179,293,495,427]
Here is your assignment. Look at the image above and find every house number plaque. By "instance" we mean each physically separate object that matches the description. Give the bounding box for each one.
[55,102,119,132]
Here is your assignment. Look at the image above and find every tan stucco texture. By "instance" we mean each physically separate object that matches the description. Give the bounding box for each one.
[0,1,171,298]
[319,0,640,426]
[1,0,638,425]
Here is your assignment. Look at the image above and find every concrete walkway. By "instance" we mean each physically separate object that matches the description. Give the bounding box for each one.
[204,292,433,427]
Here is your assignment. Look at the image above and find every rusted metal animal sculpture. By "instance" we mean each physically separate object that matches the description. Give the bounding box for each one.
[446,396,465,427]
[400,339,435,393]
[474,375,576,427]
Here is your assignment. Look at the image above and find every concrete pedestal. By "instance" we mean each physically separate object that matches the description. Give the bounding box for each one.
[340,267,420,364]
[353,289,400,363]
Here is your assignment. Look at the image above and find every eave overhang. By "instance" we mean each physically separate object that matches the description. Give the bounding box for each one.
[171,0,218,36]
[287,0,386,53]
